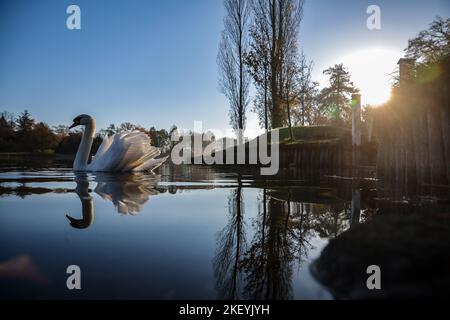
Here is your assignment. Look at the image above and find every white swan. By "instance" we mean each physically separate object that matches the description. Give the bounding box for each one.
[69,114,168,172]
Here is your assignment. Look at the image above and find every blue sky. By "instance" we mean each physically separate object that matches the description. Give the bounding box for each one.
[0,0,449,136]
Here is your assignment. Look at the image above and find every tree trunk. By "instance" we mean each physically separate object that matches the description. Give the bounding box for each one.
[238,19,244,145]
[264,66,269,132]
[286,96,293,141]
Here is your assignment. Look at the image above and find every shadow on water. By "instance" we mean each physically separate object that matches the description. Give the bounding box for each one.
[310,200,450,299]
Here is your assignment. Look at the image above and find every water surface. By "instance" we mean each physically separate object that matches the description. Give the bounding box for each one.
[1,161,449,299]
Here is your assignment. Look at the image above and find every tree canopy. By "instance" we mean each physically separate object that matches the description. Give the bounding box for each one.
[317,64,359,125]
[405,16,450,64]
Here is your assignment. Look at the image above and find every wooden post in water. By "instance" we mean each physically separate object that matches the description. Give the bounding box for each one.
[352,94,362,176]
[351,188,361,227]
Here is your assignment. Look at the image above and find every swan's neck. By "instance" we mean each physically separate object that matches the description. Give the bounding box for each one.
[74,119,96,171]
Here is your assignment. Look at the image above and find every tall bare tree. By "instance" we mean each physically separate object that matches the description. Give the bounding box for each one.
[218,0,251,143]
[248,0,304,129]
[293,51,318,126]
[283,51,297,140]
[246,18,271,132]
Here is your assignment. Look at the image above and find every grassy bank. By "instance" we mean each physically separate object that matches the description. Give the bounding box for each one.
[276,125,351,146]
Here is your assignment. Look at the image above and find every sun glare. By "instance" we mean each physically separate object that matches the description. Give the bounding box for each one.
[339,48,403,106]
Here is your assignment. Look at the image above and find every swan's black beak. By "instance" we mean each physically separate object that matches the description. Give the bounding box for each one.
[69,118,80,129]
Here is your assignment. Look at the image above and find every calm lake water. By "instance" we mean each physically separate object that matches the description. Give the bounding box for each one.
[1,160,449,299]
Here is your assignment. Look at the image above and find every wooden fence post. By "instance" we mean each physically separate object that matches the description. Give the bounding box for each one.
[352,94,362,176]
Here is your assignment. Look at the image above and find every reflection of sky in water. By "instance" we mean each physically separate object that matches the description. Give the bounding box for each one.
[0,166,346,299]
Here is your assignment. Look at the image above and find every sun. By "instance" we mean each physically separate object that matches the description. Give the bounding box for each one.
[339,48,403,106]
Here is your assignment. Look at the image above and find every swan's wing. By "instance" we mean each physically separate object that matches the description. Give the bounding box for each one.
[117,132,161,172]
[90,131,165,172]
[133,155,169,172]
[95,135,114,159]
[89,133,127,171]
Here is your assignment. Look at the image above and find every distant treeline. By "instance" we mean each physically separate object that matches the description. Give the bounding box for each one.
[0,110,177,155]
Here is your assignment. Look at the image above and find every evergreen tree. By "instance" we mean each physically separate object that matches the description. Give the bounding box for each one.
[318,64,359,125]
[16,110,35,150]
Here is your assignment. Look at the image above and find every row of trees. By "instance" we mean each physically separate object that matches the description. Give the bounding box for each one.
[0,110,59,153]
[0,110,176,154]
[218,0,360,140]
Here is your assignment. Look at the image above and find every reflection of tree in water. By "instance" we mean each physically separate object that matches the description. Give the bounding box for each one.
[240,190,316,300]
[213,177,246,299]
[240,191,293,300]
[214,184,354,300]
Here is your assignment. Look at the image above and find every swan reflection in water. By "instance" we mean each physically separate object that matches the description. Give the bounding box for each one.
[66,172,160,229]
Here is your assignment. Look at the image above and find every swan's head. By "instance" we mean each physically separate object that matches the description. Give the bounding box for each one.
[69,114,93,129]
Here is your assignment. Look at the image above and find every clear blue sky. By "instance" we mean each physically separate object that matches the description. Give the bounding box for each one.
[1,0,449,136]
